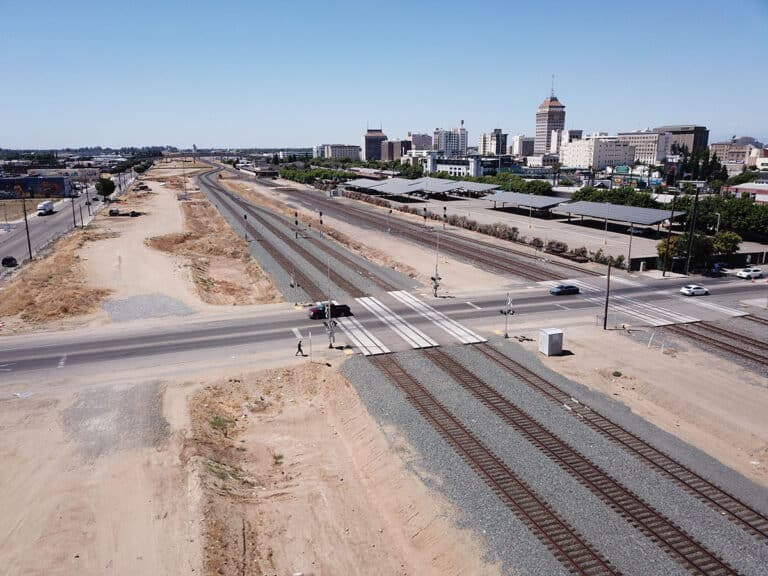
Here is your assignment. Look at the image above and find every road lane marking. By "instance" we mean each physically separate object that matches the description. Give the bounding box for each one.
[388,291,486,344]
[57,355,67,368]
[292,328,302,339]
[466,301,482,310]
[356,296,437,349]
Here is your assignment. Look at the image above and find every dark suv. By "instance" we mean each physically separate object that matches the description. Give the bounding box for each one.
[308,302,351,319]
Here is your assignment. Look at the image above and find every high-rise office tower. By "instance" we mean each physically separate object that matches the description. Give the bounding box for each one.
[534,91,566,156]
[361,128,388,161]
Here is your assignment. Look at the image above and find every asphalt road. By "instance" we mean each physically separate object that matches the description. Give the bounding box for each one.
[1,276,763,379]
[0,176,135,277]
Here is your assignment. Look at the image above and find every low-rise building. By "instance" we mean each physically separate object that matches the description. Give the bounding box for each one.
[559,135,635,170]
[313,144,360,160]
[617,130,671,164]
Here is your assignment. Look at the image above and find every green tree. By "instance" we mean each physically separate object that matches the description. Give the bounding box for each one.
[726,171,758,186]
[712,231,742,255]
[94,177,116,201]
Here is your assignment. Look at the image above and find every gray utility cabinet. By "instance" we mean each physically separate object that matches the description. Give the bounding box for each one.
[539,328,563,356]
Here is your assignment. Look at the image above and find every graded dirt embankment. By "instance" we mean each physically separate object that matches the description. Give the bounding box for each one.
[187,364,502,576]
[148,189,280,305]
[0,227,113,332]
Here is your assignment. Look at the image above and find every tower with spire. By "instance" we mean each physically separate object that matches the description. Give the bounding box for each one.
[534,76,566,155]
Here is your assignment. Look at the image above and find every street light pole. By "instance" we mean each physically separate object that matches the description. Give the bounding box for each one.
[626,224,634,272]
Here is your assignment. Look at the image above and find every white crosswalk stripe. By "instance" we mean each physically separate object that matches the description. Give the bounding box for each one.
[606,275,643,287]
[356,296,437,349]
[388,291,486,344]
[336,316,390,356]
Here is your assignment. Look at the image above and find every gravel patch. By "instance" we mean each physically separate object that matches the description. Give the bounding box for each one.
[102,293,195,322]
[62,381,169,460]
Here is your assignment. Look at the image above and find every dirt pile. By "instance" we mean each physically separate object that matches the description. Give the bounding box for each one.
[0,227,113,328]
[223,180,420,280]
[147,192,280,305]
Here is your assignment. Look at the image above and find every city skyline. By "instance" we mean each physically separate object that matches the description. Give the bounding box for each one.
[1,0,766,149]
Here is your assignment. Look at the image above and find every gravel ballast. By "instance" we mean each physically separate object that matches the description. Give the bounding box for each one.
[342,341,768,575]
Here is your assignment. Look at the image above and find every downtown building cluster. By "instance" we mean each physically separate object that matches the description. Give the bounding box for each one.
[312,90,767,181]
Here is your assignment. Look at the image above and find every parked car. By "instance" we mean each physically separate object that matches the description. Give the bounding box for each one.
[736,267,763,279]
[549,284,580,296]
[680,284,709,296]
[702,262,728,277]
[1,256,18,268]
[308,302,351,319]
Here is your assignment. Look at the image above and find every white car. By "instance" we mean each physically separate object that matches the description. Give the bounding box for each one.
[680,284,709,296]
[736,267,763,279]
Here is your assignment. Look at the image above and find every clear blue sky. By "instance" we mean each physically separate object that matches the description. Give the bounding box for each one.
[1,0,766,149]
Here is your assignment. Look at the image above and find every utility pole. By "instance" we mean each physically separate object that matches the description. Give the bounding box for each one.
[71,196,77,227]
[326,256,335,349]
[603,262,612,330]
[499,292,514,338]
[661,193,677,277]
[685,186,701,275]
[79,205,85,228]
[16,186,33,261]
[626,225,634,272]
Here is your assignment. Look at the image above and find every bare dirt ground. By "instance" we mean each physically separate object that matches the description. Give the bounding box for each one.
[187,364,502,576]
[0,380,201,576]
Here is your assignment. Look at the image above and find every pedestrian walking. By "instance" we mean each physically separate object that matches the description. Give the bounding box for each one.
[295,340,304,357]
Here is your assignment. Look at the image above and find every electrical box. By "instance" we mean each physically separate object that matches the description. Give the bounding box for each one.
[539,328,563,356]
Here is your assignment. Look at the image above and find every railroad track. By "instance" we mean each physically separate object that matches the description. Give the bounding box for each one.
[223,192,400,293]
[666,324,768,367]
[370,354,621,576]
[473,342,768,543]
[743,315,768,327]
[697,322,768,353]
[423,348,736,575]
[252,177,596,282]
[199,171,326,301]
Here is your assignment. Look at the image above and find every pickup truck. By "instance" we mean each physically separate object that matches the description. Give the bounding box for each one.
[36,200,54,216]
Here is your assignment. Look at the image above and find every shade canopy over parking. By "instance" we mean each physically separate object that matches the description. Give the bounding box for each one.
[485,191,565,210]
[552,201,685,225]
[345,176,499,196]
